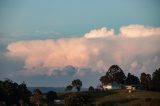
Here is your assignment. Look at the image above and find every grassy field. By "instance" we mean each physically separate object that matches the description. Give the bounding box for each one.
[54,90,160,106]
[94,90,160,106]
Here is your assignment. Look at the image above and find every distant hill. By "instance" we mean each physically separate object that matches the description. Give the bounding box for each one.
[28,87,65,93]
[28,87,88,93]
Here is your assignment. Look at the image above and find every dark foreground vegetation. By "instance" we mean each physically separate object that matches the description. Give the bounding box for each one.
[100,65,160,91]
[0,66,160,106]
[0,79,160,106]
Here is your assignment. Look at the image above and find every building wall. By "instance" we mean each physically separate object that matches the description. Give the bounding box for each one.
[126,86,136,90]
[103,85,112,90]
[103,85,121,90]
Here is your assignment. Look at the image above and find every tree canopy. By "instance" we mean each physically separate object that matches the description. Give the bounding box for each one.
[0,79,31,106]
[140,73,152,90]
[88,86,94,92]
[106,65,126,84]
[125,73,140,85]
[46,91,57,105]
[65,85,73,91]
[31,89,42,106]
[152,68,160,91]
[72,79,82,92]
[100,65,126,85]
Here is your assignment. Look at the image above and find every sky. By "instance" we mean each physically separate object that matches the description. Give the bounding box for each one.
[0,0,160,87]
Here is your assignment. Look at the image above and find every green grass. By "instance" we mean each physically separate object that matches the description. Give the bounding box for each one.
[95,90,160,106]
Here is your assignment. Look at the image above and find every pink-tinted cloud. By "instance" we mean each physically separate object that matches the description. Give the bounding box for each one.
[5,25,160,76]
[84,27,115,38]
[6,39,89,70]
[120,25,160,38]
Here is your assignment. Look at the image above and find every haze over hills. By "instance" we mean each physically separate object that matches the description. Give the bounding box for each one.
[28,87,88,93]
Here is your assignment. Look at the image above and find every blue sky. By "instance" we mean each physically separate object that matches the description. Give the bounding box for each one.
[0,0,160,87]
[1,0,160,35]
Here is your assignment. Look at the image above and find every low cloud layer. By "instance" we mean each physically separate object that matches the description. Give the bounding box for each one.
[5,25,160,76]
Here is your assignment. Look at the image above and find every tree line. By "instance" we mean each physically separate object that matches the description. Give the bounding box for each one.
[100,65,160,91]
[0,79,57,106]
[0,65,160,106]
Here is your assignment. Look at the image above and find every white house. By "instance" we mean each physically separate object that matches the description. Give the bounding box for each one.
[125,85,136,90]
[103,81,121,90]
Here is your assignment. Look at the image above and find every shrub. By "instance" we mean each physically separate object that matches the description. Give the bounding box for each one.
[64,92,93,106]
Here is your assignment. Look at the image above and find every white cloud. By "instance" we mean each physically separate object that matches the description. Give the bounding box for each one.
[120,25,160,38]
[84,27,115,38]
[5,25,160,76]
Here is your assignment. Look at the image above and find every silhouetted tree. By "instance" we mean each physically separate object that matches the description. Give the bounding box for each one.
[88,86,94,92]
[0,79,31,106]
[46,91,57,106]
[65,85,73,91]
[152,68,160,91]
[146,74,152,90]
[140,73,152,90]
[106,65,126,84]
[72,79,82,92]
[125,73,140,85]
[31,89,42,106]
[17,81,32,106]
[100,65,126,85]
[2,79,22,105]
[100,75,111,85]
[0,80,5,103]
[140,73,147,89]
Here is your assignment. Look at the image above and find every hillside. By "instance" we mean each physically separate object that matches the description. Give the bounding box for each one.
[95,90,160,106]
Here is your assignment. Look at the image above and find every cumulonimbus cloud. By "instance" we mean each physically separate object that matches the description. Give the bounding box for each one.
[5,25,160,76]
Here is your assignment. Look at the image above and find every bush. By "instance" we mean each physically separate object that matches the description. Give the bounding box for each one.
[64,92,94,106]
[88,86,94,92]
